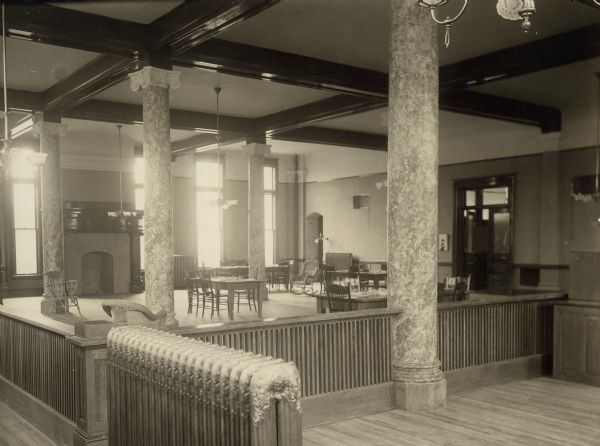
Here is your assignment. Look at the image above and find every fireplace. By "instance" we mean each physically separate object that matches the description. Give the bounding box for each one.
[81,251,114,295]
[65,232,131,295]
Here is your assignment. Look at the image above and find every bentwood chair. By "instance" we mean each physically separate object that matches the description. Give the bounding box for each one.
[325,282,352,312]
[198,277,228,318]
[186,273,208,316]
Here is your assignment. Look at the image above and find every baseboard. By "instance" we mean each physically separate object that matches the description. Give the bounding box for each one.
[301,383,395,427]
[445,354,552,395]
[0,375,76,446]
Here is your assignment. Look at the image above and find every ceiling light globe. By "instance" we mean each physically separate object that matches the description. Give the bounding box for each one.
[417,0,449,8]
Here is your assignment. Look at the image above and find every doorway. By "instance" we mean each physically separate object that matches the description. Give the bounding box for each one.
[305,213,323,264]
[454,176,514,294]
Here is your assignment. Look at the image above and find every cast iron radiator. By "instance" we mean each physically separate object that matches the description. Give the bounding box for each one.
[107,326,302,446]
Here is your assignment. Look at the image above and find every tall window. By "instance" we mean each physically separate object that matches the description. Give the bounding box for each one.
[196,158,222,267]
[264,163,276,266]
[11,153,40,275]
[134,156,145,270]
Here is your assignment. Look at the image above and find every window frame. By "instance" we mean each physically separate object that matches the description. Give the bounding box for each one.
[9,164,42,278]
[195,155,224,267]
[264,159,277,266]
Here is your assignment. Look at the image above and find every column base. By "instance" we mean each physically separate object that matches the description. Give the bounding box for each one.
[165,312,179,328]
[395,378,446,412]
[40,298,65,315]
[393,361,446,412]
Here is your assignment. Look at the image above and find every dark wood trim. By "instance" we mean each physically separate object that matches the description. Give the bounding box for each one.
[513,263,570,270]
[576,0,600,7]
[1,89,43,112]
[171,132,246,154]
[256,95,387,134]
[149,0,279,55]
[438,262,453,268]
[175,39,388,98]
[445,354,552,395]
[64,99,255,133]
[440,23,600,92]
[6,3,146,56]
[273,127,387,151]
[43,55,139,113]
[440,90,561,133]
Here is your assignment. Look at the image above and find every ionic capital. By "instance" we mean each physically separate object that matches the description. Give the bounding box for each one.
[129,66,181,92]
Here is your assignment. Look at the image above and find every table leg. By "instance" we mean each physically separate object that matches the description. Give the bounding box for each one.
[228,288,234,320]
[257,284,263,318]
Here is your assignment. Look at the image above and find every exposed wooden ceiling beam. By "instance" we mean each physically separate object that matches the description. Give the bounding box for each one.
[440,24,600,92]
[440,91,561,133]
[174,39,388,98]
[5,3,146,56]
[43,55,139,113]
[149,0,279,55]
[272,127,387,152]
[64,99,254,133]
[254,95,388,135]
[1,89,44,112]
[171,131,246,155]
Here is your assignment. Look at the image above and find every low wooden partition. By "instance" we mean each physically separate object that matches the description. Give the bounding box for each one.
[175,309,399,425]
[0,310,111,446]
[438,295,564,393]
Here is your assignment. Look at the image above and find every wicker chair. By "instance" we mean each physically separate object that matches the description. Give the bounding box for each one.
[325,282,352,312]
[101,301,167,328]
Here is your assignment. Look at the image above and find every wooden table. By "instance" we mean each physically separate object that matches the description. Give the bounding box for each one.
[315,291,387,313]
[210,277,265,320]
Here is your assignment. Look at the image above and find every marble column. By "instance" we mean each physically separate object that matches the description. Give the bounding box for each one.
[129,66,180,326]
[387,0,446,411]
[33,119,67,311]
[244,142,271,284]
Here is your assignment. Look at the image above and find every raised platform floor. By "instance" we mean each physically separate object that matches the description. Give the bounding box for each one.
[2,377,598,446]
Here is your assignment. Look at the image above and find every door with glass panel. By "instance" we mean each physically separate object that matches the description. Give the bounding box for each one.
[454,176,514,295]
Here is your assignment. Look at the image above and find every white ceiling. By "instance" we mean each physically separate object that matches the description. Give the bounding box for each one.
[53,1,183,24]
[6,38,98,92]
[95,66,336,118]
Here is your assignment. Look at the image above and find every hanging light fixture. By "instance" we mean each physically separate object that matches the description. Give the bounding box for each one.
[0,4,46,175]
[198,87,237,210]
[417,0,552,47]
[107,124,137,219]
[571,73,600,203]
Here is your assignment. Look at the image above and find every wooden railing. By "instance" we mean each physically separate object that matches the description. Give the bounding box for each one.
[0,310,111,446]
[0,313,80,423]
[438,297,561,371]
[175,309,397,397]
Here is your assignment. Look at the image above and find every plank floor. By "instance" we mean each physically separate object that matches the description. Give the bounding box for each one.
[2,378,599,445]
[0,401,56,446]
[303,378,600,446]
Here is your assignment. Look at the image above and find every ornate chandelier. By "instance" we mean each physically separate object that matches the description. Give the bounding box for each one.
[417,0,538,47]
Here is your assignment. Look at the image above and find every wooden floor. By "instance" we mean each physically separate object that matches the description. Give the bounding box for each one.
[303,378,600,446]
[2,378,599,445]
[0,402,55,446]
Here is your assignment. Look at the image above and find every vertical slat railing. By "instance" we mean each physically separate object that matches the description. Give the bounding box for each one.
[175,309,396,397]
[438,298,560,372]
[0,313,80,423]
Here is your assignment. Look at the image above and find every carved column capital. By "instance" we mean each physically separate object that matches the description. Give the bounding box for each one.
[128,66,181,92]
[32,121,68,138]
[243,143,271,156]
